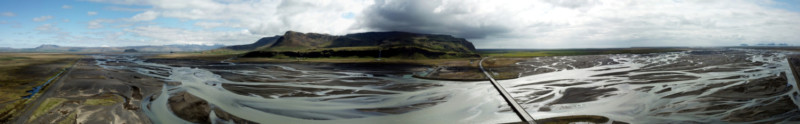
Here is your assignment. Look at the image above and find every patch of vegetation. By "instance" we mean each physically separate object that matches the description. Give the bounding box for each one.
[0,100,24,121]
[0,57,30,61]
[201,49,250,55]
[29,98,67,122]
[85,96,121,106]
[0,53,81,122]
[272,53,290,59]
[263,46,318,51]
[57,112,76,124]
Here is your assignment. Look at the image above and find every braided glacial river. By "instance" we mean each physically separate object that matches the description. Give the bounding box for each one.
[93,49,800,123]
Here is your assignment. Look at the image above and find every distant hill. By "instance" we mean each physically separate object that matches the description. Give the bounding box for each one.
[239,31,479,59]
[0,44,225,52]
[123,49,138,52]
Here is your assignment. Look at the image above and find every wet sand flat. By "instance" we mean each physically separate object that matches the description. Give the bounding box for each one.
[109,49,800,123]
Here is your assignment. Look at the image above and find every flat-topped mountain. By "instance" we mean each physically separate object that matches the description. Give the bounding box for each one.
[238,31,479,59]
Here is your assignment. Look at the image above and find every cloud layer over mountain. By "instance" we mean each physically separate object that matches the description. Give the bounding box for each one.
[2,0,800,48]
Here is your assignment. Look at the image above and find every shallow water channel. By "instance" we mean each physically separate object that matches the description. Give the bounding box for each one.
[93,49,800,123]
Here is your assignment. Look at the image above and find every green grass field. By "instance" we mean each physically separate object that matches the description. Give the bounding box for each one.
[0,53,80,102]
[0,53,81,122]
[56,112,76,124]
[28,98,67,122]
[84,94,121,106]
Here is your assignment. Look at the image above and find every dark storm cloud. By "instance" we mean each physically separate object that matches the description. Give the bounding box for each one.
[360,0,511,38]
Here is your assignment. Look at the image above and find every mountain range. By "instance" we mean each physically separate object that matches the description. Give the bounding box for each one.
[219,31,479,59]
[0,44,225,52]
[2,31,480,59]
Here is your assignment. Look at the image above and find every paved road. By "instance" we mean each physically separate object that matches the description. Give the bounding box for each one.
[12,59,81,124]
[479,57,535,124]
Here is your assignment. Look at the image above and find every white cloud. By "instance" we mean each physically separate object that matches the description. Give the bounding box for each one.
[63,19,70,22]
[32,16,53,22]
[85,0,148,5]
[105,6,148,12]
[124,26,261,45]
[93,0,372,36]
[35,24,59,31]
[35,23,70,36]
[0,21,22,28]
[130,11,159,21]
[87,19,116,29]
[1,12,16,17]
[88,11,98,16]
[84,0,800,48]
[62,5,73,9]
[361,0,800,48]
[88,21,102,29]
[194,21,236,29]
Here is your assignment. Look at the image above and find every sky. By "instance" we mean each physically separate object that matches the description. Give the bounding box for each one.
[1,0,799,49]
